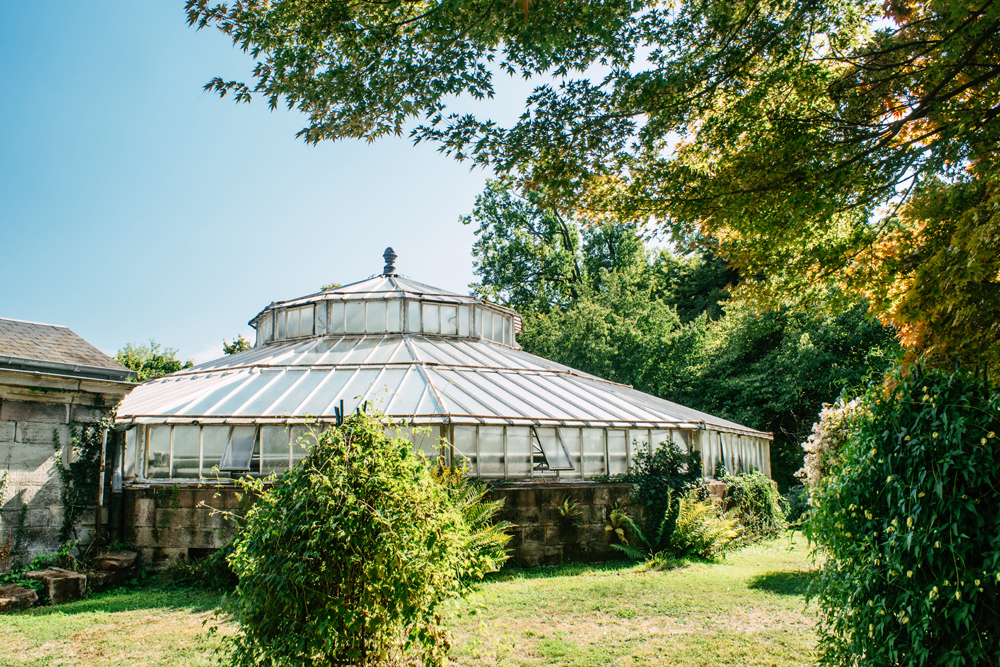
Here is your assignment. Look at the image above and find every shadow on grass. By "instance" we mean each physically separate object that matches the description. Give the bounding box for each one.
[21,585,223,617]
[489,558,635,582]
[747,570,812,596]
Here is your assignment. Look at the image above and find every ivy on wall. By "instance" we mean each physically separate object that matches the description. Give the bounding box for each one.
[52,408,114,542]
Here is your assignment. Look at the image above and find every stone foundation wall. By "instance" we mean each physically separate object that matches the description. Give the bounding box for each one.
[489,482,633,567]
[121,486,241,568]
[121,481,635,569]
[0,395,109,562]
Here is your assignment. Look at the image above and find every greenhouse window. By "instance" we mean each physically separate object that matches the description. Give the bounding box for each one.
[219,426,258,472]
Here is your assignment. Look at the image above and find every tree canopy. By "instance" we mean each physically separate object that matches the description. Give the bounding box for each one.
[188,0,1000,370]
[464,182,898,488]
[115,340,194,382]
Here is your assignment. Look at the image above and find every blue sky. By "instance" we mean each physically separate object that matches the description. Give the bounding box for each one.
[1,3,531,363]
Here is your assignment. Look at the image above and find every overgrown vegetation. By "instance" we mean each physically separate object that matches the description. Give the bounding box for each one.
[723,471,787,545]
[220,411,510,667]
[807,366,1000,665]
[52,411,113,542]
[461,183,898,489]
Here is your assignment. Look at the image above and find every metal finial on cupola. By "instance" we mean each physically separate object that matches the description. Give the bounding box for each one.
[382,247,398,276]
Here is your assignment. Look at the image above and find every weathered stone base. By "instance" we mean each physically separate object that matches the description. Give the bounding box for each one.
[122,481,635,569]
[490,482,633,567]
[24,567,87,605]
[0,585,38,613]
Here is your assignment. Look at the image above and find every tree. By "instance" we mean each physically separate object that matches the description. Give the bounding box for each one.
[223,334,252,355]
[224,412,509,667]
[465,182,898,487]
[187,0,1000,370]
[115,341,194,382]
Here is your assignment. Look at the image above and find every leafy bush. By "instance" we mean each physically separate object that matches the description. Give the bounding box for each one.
[808,366,1000,666]
[625,442,703,553]
[222,412,510,667]
[669,492,742,560]
[724,471,787,543]
[798,397,863,489]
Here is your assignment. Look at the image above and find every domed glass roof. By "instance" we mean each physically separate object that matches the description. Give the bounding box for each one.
[116,249,772,483]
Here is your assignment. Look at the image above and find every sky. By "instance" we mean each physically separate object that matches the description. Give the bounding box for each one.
[0,3,532,364]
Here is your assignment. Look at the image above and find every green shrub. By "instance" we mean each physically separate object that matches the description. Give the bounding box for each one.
[669,491,742,560]
[222,412,510,667]
[625,442,703,553]
[724,471,787,543]
[807,366,1000,666]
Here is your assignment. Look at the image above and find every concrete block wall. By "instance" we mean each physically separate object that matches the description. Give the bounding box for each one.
[121,481,635,569]
[489,482,633,567]
[122,486,241,568]
[0,396,108,563]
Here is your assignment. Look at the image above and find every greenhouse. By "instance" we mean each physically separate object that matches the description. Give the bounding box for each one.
[115,249,772,484]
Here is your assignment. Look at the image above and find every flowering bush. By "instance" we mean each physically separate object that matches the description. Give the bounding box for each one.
[807,366,1000,666]
[798,397,863,490]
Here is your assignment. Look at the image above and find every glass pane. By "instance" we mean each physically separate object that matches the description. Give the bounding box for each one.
[221,426,257,471]
[453,425,477,475]
[286,308,300,339]
[479,426,504,477]
[535,427,574,470]
[441,306,458,335]
[458,306,470,336]
[560,428,583,478]
[329,301,345,334]
[257,313,273,346]
[493,314,504,342]
[346,302,365,333]
[608,430,628,475]
[651,430,672,452]
[146,425,170,479]
[399,424,440,460]
[171,425,201,479]
[276,310,286,339]
[506,427,532,477]
[407,300,421,332]
[422,303,440,334]
[366,301,387,333]
[291,425,313,465]
[476,307,483,337]
[261,425,291,476]
[482,310,492,340]
[503,317,512,345]
[629,429,650,462]
[315,301,327,335]
[583,428,605,477]
[387,300,401,332]
[123,428,136,478]
[302,305,314,336]
[201,426,229,478]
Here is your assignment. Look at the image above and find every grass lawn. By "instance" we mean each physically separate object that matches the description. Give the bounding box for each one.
[0,533,816,667]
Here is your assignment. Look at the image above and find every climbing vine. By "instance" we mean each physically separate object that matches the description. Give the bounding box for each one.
[53,407,114,542]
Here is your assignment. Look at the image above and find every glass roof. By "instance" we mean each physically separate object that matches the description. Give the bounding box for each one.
[117,334,771,438]
[117,249,769,439]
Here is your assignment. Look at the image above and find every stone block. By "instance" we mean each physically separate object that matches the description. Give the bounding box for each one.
[87,570,132,594]
[1,401,67,425]
[3,441,59,470]
[592,487,612,506]
[0,421,14,442]
[131,499,154,527]
[16,423,71,446]
[23,567,87,605]
[92,550,137,571]
[71,406,105,424]
[0,585,38,613]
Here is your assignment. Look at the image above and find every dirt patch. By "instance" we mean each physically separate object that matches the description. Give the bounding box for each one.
[719,607,814,634]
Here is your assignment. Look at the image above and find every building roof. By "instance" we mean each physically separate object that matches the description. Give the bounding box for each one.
[117,333,770,437]
[0,318,135,382]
